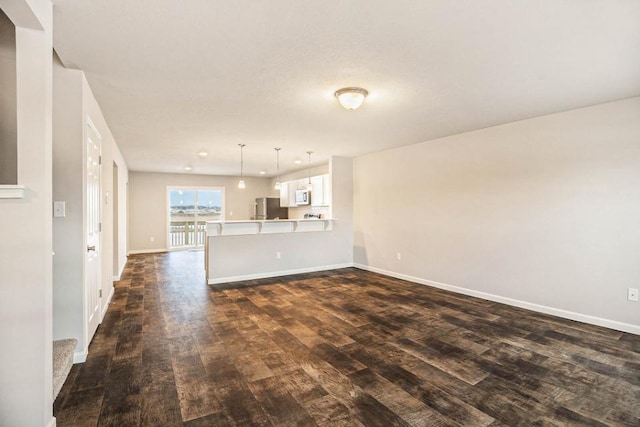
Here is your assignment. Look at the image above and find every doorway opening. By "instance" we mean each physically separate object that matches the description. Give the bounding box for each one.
[168,187,224,249]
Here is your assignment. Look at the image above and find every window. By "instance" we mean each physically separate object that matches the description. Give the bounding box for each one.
[168,187,224,249]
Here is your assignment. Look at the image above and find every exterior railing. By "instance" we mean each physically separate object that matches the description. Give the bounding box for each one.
[169,220,207,247]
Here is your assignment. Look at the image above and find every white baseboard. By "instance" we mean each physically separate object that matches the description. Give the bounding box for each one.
[208,263,354,285]
[354,263,640,336]
[112,260,127,281]
[101,285,114,319]
[46,416,56,427]
[127,248,167,255]
[73,349,87,364]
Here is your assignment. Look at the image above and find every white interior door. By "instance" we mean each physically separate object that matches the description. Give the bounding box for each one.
[86,119,102,342]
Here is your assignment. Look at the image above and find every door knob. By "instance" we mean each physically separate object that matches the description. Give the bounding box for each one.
[87,245,96,252]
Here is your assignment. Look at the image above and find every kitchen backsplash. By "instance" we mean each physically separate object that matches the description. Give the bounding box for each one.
[287,205,330,220]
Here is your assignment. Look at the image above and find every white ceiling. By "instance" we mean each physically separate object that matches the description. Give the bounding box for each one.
[52,1,640,177]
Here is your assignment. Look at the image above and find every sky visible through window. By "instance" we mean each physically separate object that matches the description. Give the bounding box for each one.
[170,190,221,209]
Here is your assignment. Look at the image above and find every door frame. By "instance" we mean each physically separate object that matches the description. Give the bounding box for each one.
[84,116,102,348]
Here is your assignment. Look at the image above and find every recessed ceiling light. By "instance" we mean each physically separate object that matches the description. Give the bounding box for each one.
[184,166,192,171]
[259,170,266,175]
[294,159,302,164]
[198,151,208,158]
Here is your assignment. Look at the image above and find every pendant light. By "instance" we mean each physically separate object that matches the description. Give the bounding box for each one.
[306,151,313,191]
[274,148,281,190]
[237,144,246,189]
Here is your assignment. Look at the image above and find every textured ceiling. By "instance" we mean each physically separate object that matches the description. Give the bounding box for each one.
[52,0,640,176]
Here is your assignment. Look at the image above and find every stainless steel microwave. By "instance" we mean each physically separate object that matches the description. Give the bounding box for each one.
[295,190,310,205]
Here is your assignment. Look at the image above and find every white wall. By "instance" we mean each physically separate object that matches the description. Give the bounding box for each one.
[354,97,640,333]
[52,55,129,358]
[128,172,274,252]
[82,73,129,319]
[52,53,83,352]
[0,8,16,185]
[0,0,54,425]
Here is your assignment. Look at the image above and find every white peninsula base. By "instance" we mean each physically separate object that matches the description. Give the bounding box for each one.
[205,219,351,284]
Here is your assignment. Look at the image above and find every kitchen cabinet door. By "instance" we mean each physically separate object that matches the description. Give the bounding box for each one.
[279,182,289,207]
[288,182,298,207]
[311,175,324,206]
[322,174,331,206]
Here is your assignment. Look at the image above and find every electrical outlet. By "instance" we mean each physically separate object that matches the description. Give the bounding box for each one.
[150,236,155,243]
[276,251,281,259]
[396,252,402,261]
[628,288,639,302]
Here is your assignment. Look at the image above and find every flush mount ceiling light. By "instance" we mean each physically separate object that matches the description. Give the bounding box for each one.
[334,87,368,111]
[237,143,246,189]
[294,159,302,164]
[197,151,208,158]
[184,166,192,171]
[274,148,282,190]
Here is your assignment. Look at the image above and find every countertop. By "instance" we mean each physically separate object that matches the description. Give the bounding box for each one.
[206,218,331,223]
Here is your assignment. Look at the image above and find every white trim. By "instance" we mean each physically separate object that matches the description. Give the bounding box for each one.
[127,248,168,255]
[86,116,102,140]
[208,263,353,285]
[73,349,88,364]
[0,185,25,199]
[101,285,114,319]
[112,260,126,281]
[167,246,205,252]
[46,416,56,427]
[353,263,640,336]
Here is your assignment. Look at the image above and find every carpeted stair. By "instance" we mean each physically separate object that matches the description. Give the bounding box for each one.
[53,338,77,399]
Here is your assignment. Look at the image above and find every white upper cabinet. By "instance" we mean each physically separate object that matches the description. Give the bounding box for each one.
[288,183,298,207]
[311,174,330,206]
[280,174,331,208]
[280,181,298,207]
[322,174,331,206]
[279,181,290,207]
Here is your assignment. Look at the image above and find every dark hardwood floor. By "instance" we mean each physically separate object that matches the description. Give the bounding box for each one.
[54,251,640,426]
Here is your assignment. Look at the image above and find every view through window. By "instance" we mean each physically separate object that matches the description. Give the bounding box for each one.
[168,188,223,248]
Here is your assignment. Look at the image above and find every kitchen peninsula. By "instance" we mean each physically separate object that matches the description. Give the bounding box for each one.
[204,156,353,285]
[204,218,342,284]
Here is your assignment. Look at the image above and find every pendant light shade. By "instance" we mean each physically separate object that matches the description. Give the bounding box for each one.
[306,151,313,191]
[237,144,246,189]
[334,87,368,110]
[274,147,281,190]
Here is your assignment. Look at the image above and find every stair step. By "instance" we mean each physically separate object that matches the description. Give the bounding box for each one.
[52,338,77,399]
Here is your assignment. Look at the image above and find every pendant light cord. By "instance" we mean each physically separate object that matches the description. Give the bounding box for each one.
[239,144,245,178]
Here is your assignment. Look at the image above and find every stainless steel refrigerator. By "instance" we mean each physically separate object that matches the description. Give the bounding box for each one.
[255,197,288,220]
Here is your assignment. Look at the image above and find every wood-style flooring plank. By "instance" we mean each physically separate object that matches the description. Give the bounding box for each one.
[53,252,640,426]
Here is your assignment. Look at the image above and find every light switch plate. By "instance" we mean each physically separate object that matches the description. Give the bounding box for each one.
[628,288,639,302]
[53,201,66,218]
